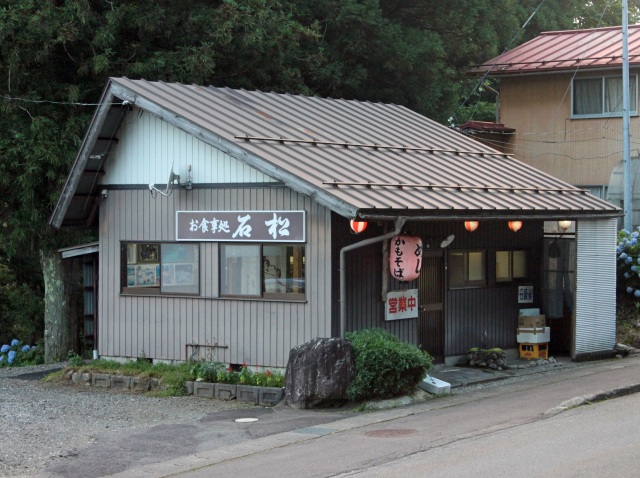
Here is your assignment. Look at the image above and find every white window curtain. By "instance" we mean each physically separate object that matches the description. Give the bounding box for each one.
[604,76,637,113]
[574,78,602,115]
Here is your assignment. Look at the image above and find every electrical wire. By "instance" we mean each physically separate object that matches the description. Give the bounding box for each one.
[451,0,548,125]
[0,93,120,107]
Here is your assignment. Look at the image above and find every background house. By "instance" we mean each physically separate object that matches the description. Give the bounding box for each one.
[51,78,620,368]
[473,25,640,217]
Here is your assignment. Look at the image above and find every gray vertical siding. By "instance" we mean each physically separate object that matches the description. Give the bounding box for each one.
[574,219,617,356]
[98,187,332,368]
[336,217,544,357]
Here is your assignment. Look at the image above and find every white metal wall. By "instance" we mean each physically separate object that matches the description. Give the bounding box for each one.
[574,218,617,356]
[102,107,277,186]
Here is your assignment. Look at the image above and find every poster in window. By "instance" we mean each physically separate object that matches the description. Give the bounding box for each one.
[127,244,137,264]
[138,244,159,263]
[135,264,157,287]
[174,264,194,285]
[127,266,136,286]
[161,264,176,285]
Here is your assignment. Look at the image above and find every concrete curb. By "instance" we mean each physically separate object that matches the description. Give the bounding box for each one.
[544,382,640,416]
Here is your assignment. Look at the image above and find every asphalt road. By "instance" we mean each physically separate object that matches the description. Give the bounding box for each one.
[41,356,640,477]
[337,392,640,477]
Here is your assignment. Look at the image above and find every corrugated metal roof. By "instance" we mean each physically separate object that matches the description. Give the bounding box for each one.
[474,25,640,76]
[50,78,620,228]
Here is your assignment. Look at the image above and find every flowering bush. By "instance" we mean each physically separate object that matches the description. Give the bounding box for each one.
[616,228,640,296]
[0,339,43,367]
[190,361,284,387]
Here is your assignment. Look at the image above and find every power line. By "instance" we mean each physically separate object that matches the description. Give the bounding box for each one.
[0,94,115,107]
[452,0,548,125]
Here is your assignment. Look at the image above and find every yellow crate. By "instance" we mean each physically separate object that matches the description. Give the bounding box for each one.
[519,342,548,360]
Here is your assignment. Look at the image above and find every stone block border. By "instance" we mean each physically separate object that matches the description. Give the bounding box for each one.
[186,381,284,405]
[68,372,283,405]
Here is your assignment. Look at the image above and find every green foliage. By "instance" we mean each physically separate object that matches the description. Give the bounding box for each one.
[455,101,497,124]
[190,361,223,382]
[216,367,239,385]
[0,339,43,367]
[0,261,44,345]
[66,350,84,367]
[345,328,433,401]
[616,228,640,297]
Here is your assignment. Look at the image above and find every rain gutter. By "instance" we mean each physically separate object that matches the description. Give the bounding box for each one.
[339,216,406,339]
[357,212,622,221]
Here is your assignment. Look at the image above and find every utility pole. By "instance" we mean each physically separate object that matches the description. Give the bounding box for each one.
[623,0,633,230]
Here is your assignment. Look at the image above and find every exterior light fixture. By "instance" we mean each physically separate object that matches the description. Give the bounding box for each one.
[508,220,523,232]
[558,220,572,232]
[350,219,368,234]
[464,221,479,232]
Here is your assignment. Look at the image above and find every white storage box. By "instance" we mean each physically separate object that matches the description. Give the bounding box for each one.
[419,374,451,395]
[517,326,550,344]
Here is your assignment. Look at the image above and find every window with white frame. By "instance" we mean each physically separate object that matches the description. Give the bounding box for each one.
[572,75,638,117]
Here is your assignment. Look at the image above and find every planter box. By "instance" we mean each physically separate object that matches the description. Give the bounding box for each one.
[259,387,284,406]
[237,385,261,404]
[184,380,194,395]
[215,383,237,400]
[193,381,215,398]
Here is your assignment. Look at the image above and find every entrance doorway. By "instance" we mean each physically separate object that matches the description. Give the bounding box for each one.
[418,250,445,363]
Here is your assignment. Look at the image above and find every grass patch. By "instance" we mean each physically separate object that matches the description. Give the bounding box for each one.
[45,359,195,396]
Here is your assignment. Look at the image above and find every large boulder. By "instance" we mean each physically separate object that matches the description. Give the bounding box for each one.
[284,337,355,409]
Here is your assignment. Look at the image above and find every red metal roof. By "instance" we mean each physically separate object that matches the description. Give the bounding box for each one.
[474,25,640,76]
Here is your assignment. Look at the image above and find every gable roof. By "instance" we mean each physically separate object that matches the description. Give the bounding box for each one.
[50,78,619,229]
[474,25,640,77]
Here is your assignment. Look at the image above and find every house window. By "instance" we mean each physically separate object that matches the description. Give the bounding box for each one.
[496,250,528,282]
[449,250,486,288]
[122,242,200,295]
[220,243,305,299]
[572,75,638,117]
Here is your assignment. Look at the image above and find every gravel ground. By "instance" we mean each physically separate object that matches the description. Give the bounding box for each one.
[0,363,252,477]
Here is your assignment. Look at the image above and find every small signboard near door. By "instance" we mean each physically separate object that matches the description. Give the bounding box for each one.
[518,285,534,304]
[385,289,419,320]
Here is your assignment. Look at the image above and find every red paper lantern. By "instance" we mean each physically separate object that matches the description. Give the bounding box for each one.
[390,235,423,281]
[508,220,523,232]
[464,221,479,232]
[350,219,368,233]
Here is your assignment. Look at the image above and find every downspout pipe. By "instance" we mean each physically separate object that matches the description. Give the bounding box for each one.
[339,216,406,339]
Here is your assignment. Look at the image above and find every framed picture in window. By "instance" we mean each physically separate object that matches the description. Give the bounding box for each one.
[138,244,159,263]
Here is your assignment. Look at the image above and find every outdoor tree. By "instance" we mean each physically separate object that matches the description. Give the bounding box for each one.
[0,0,318,362]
